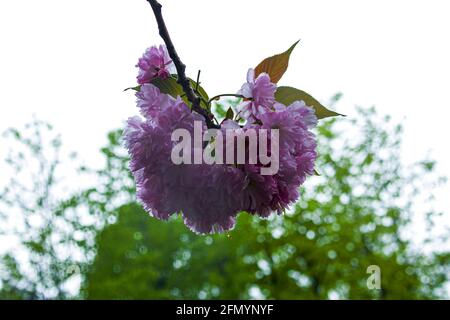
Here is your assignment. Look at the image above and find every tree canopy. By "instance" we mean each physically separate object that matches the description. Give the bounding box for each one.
[1,107,449,299]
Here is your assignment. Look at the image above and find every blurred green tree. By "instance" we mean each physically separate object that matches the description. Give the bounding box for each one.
[1,104,449,299]
[85,107,450,299]
[0,119,131,299]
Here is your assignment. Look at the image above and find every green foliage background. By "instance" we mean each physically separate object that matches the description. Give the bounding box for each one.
[1,104,449,299]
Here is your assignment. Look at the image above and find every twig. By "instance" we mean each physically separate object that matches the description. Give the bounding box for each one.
[208,94,246,104]
[146,0,219,129]
[195,70,201,92]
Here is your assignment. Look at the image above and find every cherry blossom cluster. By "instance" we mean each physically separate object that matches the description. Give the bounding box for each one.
[124,45,318,234]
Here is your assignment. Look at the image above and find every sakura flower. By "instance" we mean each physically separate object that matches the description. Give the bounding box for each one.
[237,68,277,121]
[136,83,181,118]
[287,100,318,129]
[259,101,317,150]
[239,101,318,216]
[124,91,247,234]
[240,163,278,217]
[136,45,174,84]
[127,39,320,233]
[125,83,318,233]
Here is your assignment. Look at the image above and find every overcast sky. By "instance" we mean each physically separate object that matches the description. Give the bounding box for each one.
[1,0,449,240]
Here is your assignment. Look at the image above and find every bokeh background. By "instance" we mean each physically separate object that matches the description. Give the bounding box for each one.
[1,0,450,299]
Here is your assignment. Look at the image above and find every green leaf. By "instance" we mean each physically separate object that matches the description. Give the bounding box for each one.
[151,76,210,107]
[214,102,227,118]
[190,79,209,101]
[275,86,344,119]
[124,85,141,92]
[125,75,209,107]
[254,40,299,83]
[168,74,210,102]
[225,107,234,120]
[151,77,185,99]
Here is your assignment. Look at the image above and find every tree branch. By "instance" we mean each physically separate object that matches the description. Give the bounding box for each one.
[146,0,219,129]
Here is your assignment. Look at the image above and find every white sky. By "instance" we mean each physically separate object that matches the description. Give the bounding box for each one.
[1,0,449,260]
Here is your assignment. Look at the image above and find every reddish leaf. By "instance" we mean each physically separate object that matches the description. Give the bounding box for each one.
[254,40,299,83]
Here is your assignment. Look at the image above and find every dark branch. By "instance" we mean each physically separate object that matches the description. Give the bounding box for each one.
[146,0,219,129]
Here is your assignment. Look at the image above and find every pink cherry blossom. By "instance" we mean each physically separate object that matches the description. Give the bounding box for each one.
[136,45,174,84]
[125,60,318,234]
[237,68,277,121]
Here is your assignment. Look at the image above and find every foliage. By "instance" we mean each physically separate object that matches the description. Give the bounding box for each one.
[254,40,299,84]
[255,41,338,118]
[85,107,450,299]
[1,106,448,299]
[0,121,130,299]
[0,118,86,299]
[275,87,343,119]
